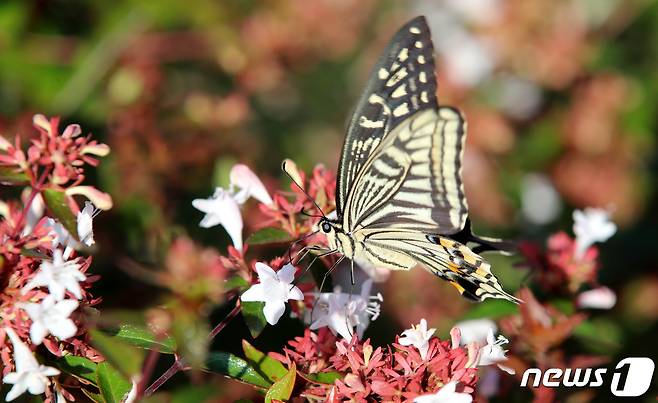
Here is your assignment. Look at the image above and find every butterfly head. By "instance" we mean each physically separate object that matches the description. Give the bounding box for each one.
[318,217,340,235]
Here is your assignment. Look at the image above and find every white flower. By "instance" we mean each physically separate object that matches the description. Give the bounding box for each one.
[573,208,616,258]
[45,202,99,258]
[414,381,473,403]
[521,174,561,225]
[477,329,515,374]
[230,164,273,205]
[192,188,244,250]
[240,263,303,325]
[22,193,45,236]
[193,164,272,251]
[20,295,79,345]
[77,201,98,247]
[2,328,60,401]
[455,319,497,345]
[309,280,382,340]
[453,320,514,374]
[22,249,86,300]
[399,319,436,359]
[577,286,617,310]
[123,376,140,403]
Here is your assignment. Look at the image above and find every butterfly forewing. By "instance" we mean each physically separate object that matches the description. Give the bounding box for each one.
[336,16,438,216]
[343,107,468,234]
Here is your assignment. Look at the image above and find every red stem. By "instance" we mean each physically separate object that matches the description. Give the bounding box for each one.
[209,300,241,339]
[135,348,160,399]
[143,355,185,397]
[143,299,242,397]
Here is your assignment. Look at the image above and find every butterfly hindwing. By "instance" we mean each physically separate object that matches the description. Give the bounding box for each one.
[359,229,520,303]
[336,16,438,215]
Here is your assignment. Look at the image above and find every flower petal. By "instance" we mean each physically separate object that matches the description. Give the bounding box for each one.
[262,300,286,325]
[5,382,28,401]
[240,284,266,302]
[66,186,113,210]
[276,264,296,284]
[49,318,77,341]
[254,262,277,281]
[230,164,273,205]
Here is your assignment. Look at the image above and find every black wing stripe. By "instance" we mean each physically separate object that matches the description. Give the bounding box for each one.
[336,16,437,216]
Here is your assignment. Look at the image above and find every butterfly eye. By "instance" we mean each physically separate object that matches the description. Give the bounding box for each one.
[321,222,332,233]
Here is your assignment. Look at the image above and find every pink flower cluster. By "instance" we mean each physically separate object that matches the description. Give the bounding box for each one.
[271,328,478,401]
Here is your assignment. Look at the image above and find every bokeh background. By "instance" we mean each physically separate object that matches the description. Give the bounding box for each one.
[1,0,657,401]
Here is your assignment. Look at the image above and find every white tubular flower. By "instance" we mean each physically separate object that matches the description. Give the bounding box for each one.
[477,329,515,374]
[45,201,100,259]
[399,318,436,360]
[454,319,497,345]
[22,249,86,300]
[240,263,303,325]
[22,193,45,236]
[577,286,617,310]
[414,381,473,403]
[2,328,60,401]
[309,280,383,340]
[230,164,273,205]
[193,164,272,251]
[192,188,244,250]
[21,295,79,345]
[453,320,514,374]
[573,208,617,258]
[77,201,98,247]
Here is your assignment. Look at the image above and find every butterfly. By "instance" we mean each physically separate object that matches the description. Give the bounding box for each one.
[287,16,519,303]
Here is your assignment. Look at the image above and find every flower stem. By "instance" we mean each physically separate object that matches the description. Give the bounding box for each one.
[209,300,241,340]
[143,299,242,396]
[143,355,185,397]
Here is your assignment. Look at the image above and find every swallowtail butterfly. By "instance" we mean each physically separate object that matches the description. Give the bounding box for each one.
[289,16,519,303]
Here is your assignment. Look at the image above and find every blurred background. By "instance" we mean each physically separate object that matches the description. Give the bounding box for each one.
[1,0,657,401]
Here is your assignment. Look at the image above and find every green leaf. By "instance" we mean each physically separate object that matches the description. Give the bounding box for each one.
[42,188,78,240]
[81,388,105,403]
[96,362,132,403]
[574,319,623,354]
[57,355,98,383]
[225,275,249,291]
[205,352,271,389]
[461,299,519,320]
[171,385,219,403]
[301,371,342,385]
[90,328,144,377]
[20,248,50,260]
[264,362,296,403]
[0,166,28,185]
[108,324,176,354]
[246,227,292,245]
[242,340,287,382]
[241,301,268,338]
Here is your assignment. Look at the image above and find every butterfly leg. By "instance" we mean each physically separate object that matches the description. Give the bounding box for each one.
[291,248,338,286]
[310,255,346,323]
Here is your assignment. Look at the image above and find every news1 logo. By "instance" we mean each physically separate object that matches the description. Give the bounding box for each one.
[520,357,655,397]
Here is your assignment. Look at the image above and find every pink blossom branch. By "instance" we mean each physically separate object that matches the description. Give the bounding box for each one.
[143,299,242,397]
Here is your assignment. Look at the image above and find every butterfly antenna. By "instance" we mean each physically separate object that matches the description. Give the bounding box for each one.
[281,160,326,217]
